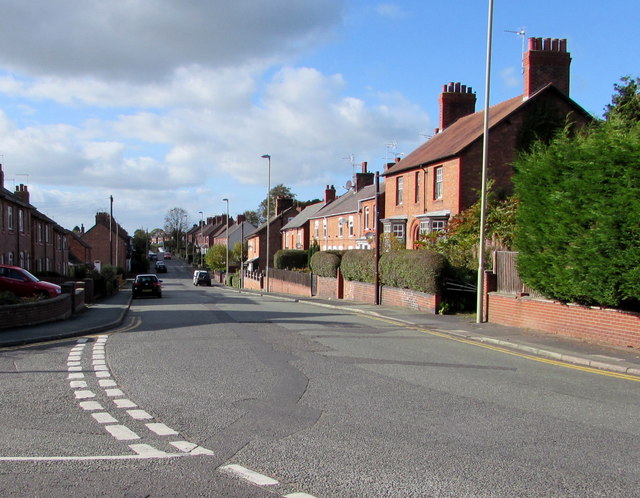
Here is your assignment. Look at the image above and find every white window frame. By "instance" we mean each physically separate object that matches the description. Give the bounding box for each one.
[434,166,443,200]
[348,216,354,237]
[396,176,403,205]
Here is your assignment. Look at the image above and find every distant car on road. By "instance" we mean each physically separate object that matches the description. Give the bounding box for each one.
[0,264,62,298]
[163,251,172,260]
[155,261,167,273]
[193,270,212,286]
[132,274,162,298]
[149,252,158,261]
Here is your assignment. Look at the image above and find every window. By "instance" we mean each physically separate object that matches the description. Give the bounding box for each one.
[38,223,43,243]
[364,206,370,229]
[8,206,13,230]
[8,252,14,265]
[396,176,404,205]
[323,219,327,238]
[297,232,302,248]
[392,223,405,241]
[18,210,24,232]
[432,219,446,231]
[314,220,319,239]
[434,166,443,200]
[45,225,50,243]
[348,216,354,237]
[338,218,344,238]
[419,220,429,236]
[414,171,420,203]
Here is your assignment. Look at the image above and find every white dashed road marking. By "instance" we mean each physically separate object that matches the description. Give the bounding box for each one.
[220,464,279,486]
[92,412,119,424]
[146,423,179,436]
[104,425,140,441]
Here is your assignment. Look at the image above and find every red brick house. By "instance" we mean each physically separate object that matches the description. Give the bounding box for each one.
[68,228,93,268]
[0,165,69,274]
[308,163,383,251]
[245,198,301,271]
[82,212,129,271]
[382,37,591,249]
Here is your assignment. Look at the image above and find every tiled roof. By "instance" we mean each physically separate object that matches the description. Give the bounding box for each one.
[281,202,324,230]
[310,183,381,219]
[383,85,590,176]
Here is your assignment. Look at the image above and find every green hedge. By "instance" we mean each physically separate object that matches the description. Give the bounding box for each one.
[310,251,342,278]
[514,120,640,309]
[380,250,446,294]
[274,249,308,270]
[340,250,376,283]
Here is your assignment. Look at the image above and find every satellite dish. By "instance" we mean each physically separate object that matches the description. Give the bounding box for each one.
[345,180,353,190]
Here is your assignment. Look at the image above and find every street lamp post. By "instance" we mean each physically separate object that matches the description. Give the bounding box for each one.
[223,198,229,282]
[261,154,271,292]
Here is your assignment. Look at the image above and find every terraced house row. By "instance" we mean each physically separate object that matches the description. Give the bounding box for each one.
[259,36,590,272]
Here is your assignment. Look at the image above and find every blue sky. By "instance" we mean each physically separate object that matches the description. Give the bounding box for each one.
[0,0,636,234]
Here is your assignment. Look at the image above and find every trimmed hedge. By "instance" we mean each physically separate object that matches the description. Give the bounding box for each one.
[340,250,376,283]
[274,249,308,270]
[310,251,342,278]
[380,250,446,294]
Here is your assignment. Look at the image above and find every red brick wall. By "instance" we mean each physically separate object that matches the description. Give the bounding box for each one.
[269,278,311,297]
[316,276,338,299]
[0,294,72,329]
[344,280,376,304]
[487,293,640,348]
[381,286,439,313]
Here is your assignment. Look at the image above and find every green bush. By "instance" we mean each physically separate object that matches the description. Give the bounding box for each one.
[514,120,640,309]
[379,249,446,294]
[310,251,342,278]
[274,249,308,269]
[340,250,376,283]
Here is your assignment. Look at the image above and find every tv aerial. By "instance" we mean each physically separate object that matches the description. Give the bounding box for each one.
[505,27,527,73]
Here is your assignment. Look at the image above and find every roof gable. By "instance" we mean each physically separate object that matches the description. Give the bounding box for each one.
[384,85,591,176]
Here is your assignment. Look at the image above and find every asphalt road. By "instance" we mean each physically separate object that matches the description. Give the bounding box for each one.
[1,259,639,497]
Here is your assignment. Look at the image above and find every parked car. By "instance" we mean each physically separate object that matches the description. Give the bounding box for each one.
[193,270,212,286]
[163,251,172,260]
[0,264,62,298]
[132,274,162,298]
[149,252,158,261]
[155,261,167,273]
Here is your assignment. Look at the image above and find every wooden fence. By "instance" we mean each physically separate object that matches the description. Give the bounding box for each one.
[493,251,543,297]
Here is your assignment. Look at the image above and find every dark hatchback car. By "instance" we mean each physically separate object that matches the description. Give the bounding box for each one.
[132,274,162,298]
[155,261,167,273]
[0,264,62,298]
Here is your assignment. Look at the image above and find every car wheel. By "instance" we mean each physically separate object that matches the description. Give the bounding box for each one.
[36,290,49,299]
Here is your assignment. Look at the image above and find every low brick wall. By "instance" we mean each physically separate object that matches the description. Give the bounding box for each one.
[243,275,263,291]
[487,293,640,348]
[269,278,311,297]
[344,280,376,304]
[0,294,72,330]
[381,286,439,313]
[316,276,338,300]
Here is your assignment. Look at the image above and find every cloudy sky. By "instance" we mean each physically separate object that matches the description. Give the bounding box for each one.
[0,0,637,234]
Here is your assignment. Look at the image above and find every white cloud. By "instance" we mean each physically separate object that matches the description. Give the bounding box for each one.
[0,0,345,82]
[374,3,406,19]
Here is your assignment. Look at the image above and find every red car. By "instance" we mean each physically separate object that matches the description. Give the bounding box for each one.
[163,251,172,260]
[0,264,62,298]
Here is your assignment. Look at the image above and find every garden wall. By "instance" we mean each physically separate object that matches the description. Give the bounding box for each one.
[487,293,640,349]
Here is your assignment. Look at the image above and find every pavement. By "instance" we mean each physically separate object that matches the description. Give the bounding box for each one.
[2,282,640,378]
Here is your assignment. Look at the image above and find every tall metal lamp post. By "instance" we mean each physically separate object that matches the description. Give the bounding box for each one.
[222,198,229,282]
[261,154,271,292]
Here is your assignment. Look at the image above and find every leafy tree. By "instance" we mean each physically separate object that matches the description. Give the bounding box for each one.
[604,75,640,124]
[242,210,260,226]
[130,229,150,274]
[205,244,228,271]
[257,184,296,225]
[514,120,640,309]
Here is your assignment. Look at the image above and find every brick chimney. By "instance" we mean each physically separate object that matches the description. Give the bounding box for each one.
[236,214,246,224]
[524,37,571,98]
[275,197,294,215]
[439,82,476,130]
[354,161,374,192]
[324,185,336,204]
[14,184,30,204]
[0,163,4,189]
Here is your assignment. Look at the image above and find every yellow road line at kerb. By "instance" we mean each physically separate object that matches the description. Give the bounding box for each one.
[364,314,640,383]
